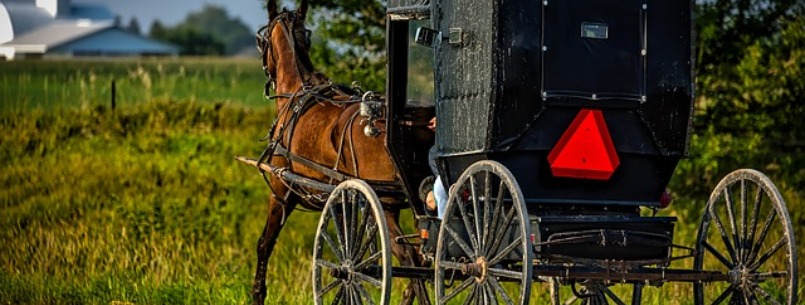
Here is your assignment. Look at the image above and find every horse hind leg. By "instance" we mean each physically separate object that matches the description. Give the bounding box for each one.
[384,210,431,305]
[252,194,296,305]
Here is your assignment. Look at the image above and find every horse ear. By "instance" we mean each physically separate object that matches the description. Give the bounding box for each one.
[298,0,309,21]
[267,0,278,20]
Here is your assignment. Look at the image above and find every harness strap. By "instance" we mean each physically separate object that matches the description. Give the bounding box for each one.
[273,144,352,182]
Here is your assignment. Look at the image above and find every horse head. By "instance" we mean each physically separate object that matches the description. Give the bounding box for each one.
[257,0,317,96]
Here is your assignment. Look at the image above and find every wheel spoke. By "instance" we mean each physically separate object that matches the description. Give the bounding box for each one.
[319,278,342,295]
[746,287,760,304]
[353,282,376,305]
[351,206,371,260]
[354,220,378,262]
[354,271,383,288]
[710,284,736,305]
[439,259,464,270]
[487,266,523,279]
[489,236,523,265]
[487,276,515,305]
[750,283,783,305]
[444,224,476,259]
[461,284,479,305]
[482,281,495,305]
[745,186,763,261]
[347,192,359,259]
[600,285,627,305]
[482,171,492,256]
[723,188,741,266]
[320,229,345,262]
[341,190,352,259]
[741,289,751,305]
[470,175,483,252]
[748,237,787,271]
[355,251,383,270]
[739,180,748,263]
[749,271,789,280]
[709,202,739,263]
[316,259,340,270]
[703,240,736,268]
[333,286,345,305]
[728,290,744,305]
[442,278,476,304]
[347,284,359,305]
[329,200,348,257]
[486,203,516,258]
[747,208,777,264]
[484,180,505,256]
[455,190,480,254]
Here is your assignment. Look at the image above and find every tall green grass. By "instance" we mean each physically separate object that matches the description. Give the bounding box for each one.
[0,58,267,111]
[0,99,321,304]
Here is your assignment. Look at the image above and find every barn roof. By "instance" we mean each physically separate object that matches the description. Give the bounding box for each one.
[2,19,178,56]
[1,2,54,36]
[4,19,110,50]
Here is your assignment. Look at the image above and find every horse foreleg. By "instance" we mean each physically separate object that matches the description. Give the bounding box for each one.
[384,210,431,305]
[252,195,296,305]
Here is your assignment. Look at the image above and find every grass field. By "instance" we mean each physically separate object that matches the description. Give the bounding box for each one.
[0,58,268,111]
[0,58,802,304]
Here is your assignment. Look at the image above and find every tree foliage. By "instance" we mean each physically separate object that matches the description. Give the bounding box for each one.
[679,1,805,198]
[261,0,387,90]
[148,5,253,55]
[127,17,141,36]
[181,5,255,55]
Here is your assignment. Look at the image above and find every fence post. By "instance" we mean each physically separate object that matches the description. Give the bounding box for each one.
[111,80,116,111]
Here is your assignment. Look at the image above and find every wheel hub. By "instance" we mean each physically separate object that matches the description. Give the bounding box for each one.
[462,257,489,283]
[330,260,355,282]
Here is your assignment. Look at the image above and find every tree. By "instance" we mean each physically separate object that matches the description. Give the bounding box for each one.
[127,17,141,36]
[149,20,167,41]
[168,26,226,56]
[181,4,254,55]
[674,2,805,198]
[146,6,248,56]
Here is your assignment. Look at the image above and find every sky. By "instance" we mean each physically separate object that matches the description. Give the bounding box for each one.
[74,0,269,32]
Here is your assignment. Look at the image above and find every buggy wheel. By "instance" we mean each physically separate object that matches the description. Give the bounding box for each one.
[313,180,392,305]
[694,169,797,305]
[434,160,533,304]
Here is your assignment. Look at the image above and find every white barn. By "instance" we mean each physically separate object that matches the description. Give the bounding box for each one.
[0,0,177,60]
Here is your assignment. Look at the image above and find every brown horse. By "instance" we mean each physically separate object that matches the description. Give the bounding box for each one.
[250,1,429,304]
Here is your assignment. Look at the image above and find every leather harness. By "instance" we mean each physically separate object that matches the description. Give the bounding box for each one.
[255,11,399,211]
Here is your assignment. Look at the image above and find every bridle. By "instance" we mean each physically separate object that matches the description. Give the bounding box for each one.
[255,10,313,98]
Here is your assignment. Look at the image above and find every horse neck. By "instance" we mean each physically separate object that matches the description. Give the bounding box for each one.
[273,42,306,99]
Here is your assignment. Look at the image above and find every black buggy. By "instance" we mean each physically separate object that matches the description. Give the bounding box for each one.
[257,0,798,304]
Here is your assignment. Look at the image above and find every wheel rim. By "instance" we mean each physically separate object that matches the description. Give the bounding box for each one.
[694,169,797,305]
[434,160,533,304]
[313,180,392,305]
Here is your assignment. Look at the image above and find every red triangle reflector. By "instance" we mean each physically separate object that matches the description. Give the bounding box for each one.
[547,109,620,181]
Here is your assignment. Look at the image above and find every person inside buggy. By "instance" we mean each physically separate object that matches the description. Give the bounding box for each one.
[421,117,448,218]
